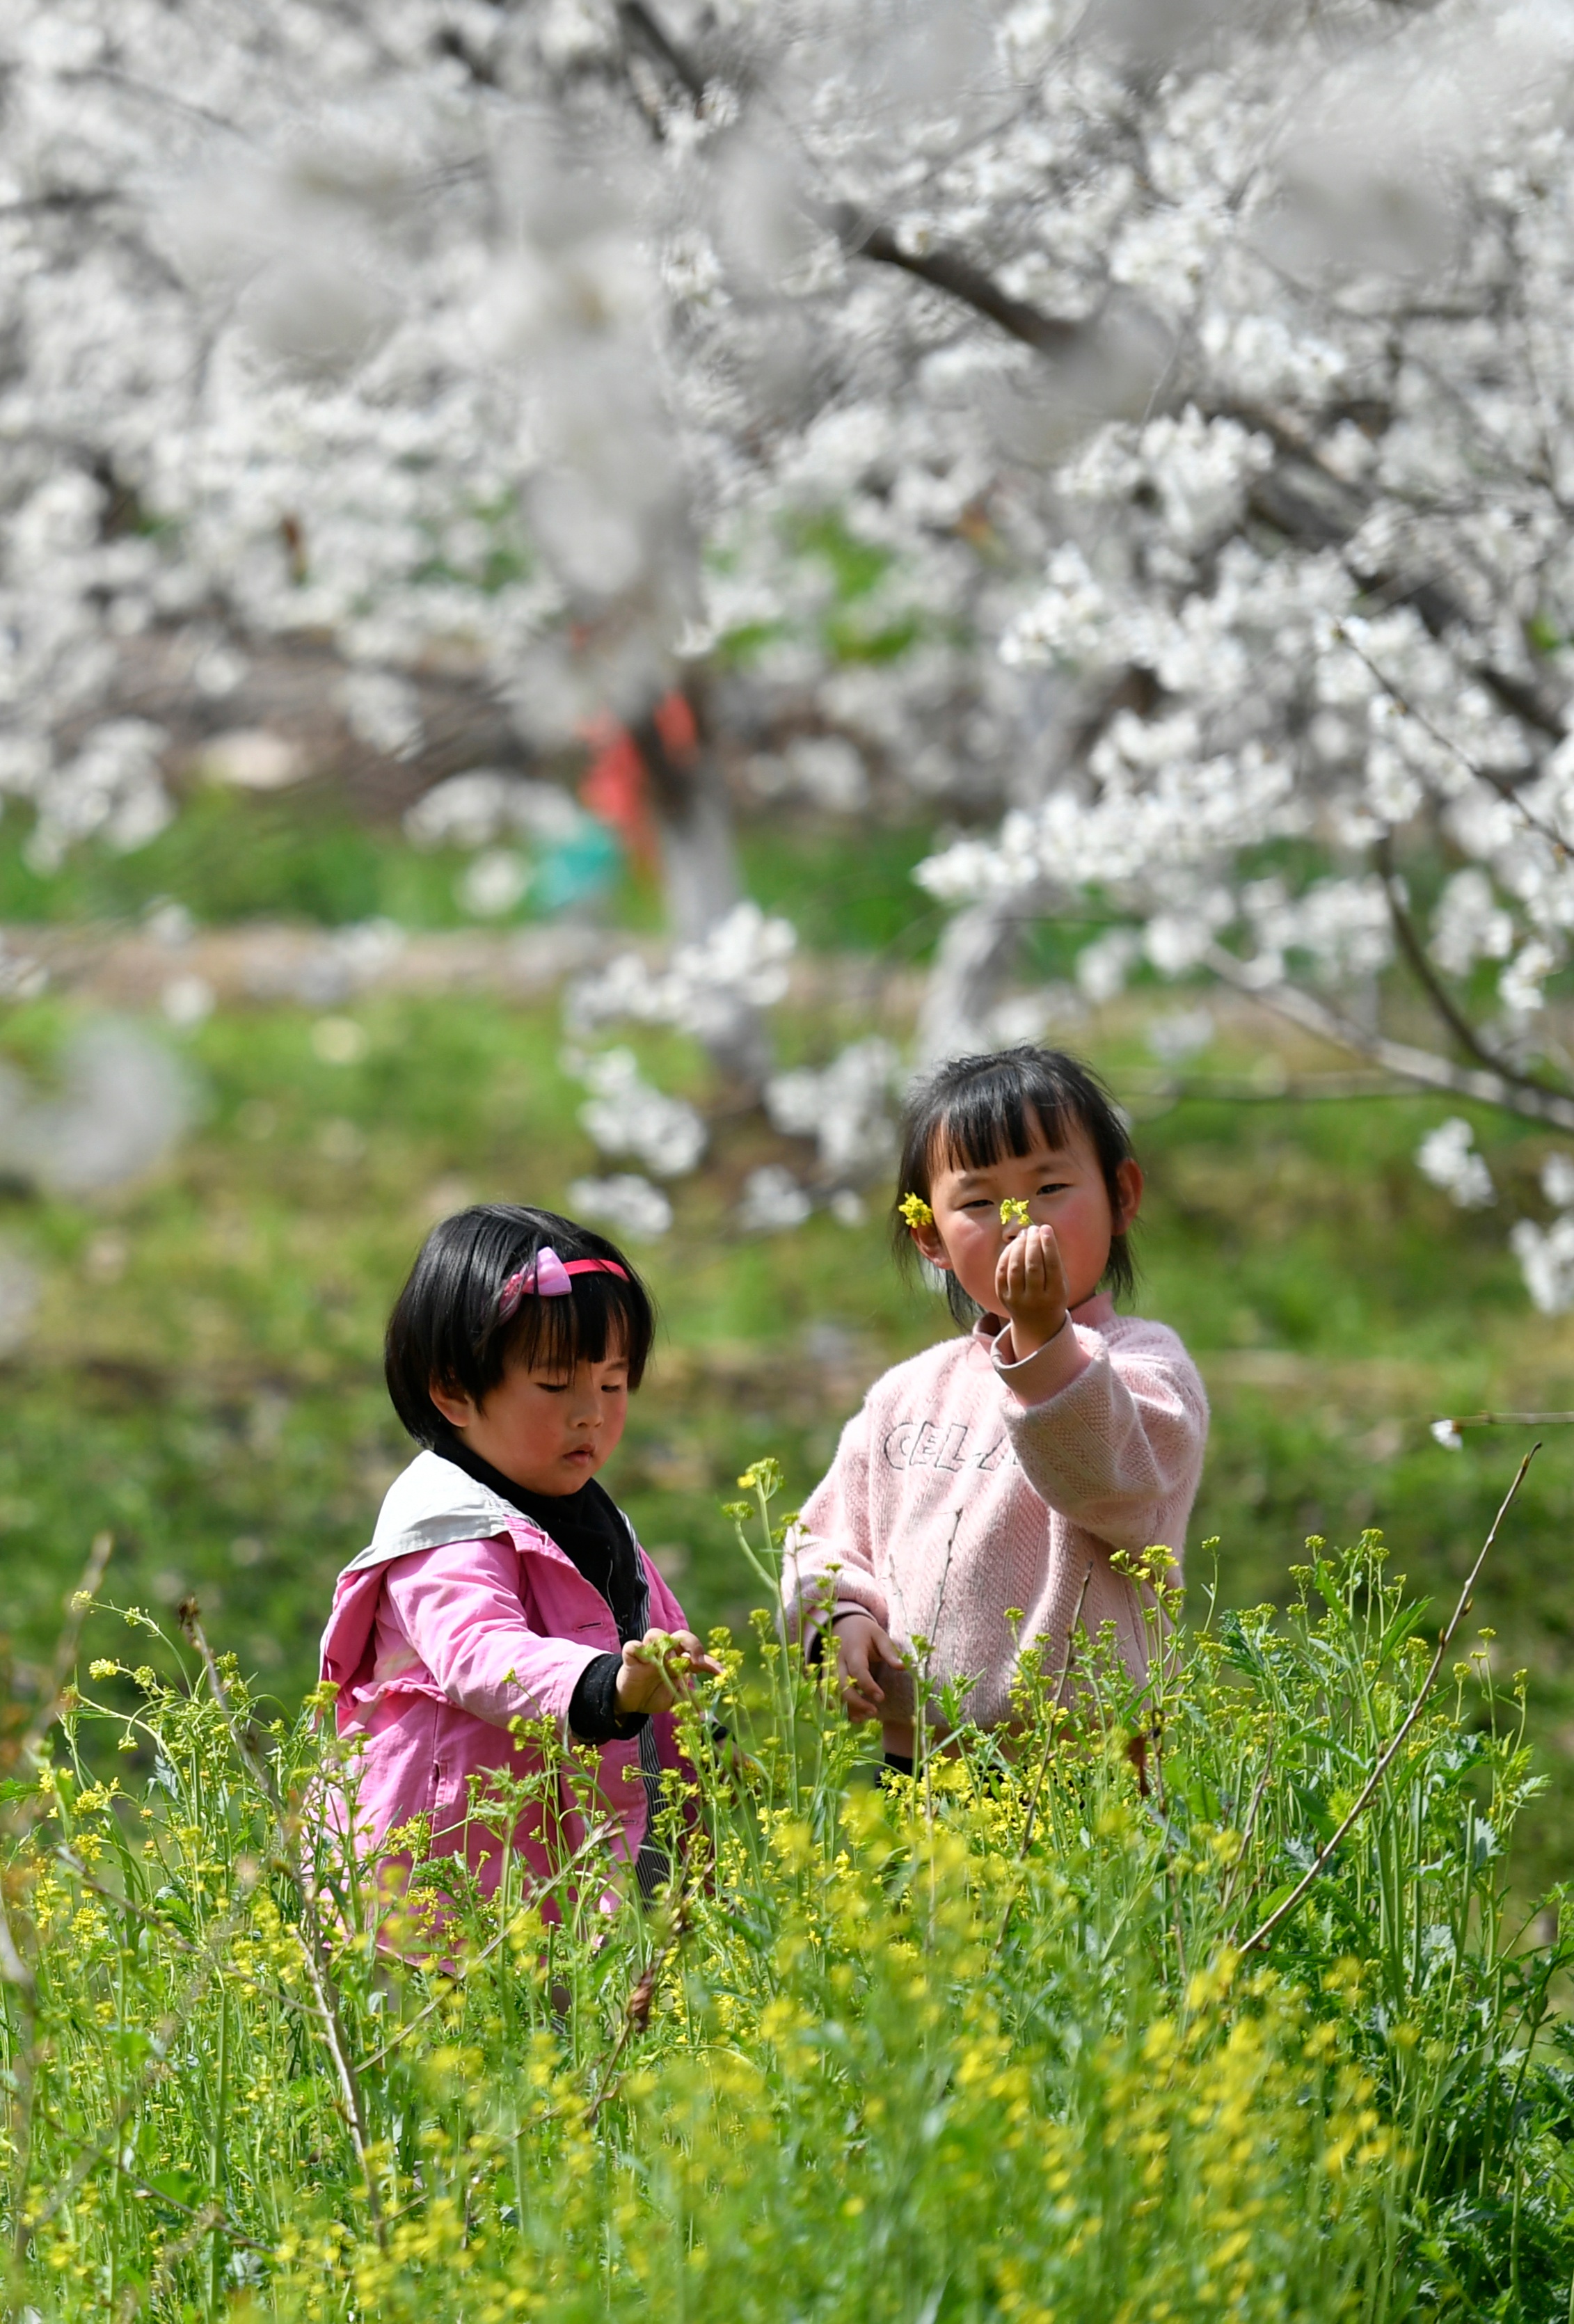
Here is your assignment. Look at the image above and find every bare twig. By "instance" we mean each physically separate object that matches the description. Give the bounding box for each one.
[1337,623,1571,850]
[1440,1411,1574,1430]
[614,0,705,99]
[15,1531,114,1770]
[1202,942,1574,1133]
[823,204,1088,358]
[1374,833,1550,1094]
[1241,1449,1537,1955]
[613,3,1102,369]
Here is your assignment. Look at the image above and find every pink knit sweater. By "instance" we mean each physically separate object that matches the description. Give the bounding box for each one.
[784,1293,1207,1753]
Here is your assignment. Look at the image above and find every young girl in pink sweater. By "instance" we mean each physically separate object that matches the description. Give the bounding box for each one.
[785,1046,1208,1772]
[319,1205,715,1910]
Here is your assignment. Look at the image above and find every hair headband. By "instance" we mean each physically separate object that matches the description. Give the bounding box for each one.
[497,1245,629,1319]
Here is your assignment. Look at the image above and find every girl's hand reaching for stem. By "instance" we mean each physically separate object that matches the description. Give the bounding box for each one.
[832,1609,904,1722]
[995,1220,1070,1361]
[615,1628,721,1717]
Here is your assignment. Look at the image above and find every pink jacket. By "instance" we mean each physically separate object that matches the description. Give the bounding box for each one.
[784,1295,1207,1754]
[318,1451,692,1911]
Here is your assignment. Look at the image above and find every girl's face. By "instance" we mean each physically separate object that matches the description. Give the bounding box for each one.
[911,1121,1141,1318]
[429,1337,630,1496]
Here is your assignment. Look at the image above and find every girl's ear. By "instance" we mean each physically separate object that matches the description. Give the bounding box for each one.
[909,1216,951,1271]
[1113,1158,1144,1234]
[429,1378,479,1431]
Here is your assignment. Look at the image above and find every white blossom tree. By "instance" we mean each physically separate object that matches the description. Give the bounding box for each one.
[12,0,1574,1285]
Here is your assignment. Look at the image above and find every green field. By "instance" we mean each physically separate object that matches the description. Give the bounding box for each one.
[4,965,1574,1899]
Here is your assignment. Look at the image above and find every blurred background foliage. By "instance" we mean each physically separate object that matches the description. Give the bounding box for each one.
[3,789,1573,1901]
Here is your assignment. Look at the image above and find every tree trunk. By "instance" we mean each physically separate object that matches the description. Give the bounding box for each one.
[630,688,769,1084]
[628,688,742,941]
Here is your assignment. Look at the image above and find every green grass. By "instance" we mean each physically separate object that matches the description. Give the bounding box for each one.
[3,987,1574,1904]
[0,793,941,957]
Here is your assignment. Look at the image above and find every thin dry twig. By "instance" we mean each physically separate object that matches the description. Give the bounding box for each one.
[17,1531,114,1769]
[1440,1410,1574,1430]
[1241,1448,1537,1954]
[1203,941,1574,1134]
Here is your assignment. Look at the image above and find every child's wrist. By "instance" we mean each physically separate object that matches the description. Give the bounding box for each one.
[1003,1308,1069,1362]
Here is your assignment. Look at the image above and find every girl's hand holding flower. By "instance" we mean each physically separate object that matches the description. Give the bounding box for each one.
[831,1608,905,1721]
[995,1219,1070,1360]
[617,1627,721,1716]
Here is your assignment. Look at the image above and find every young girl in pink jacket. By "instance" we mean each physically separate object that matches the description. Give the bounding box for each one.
[319,1204,715,1913]
[785,1046,1208,1773]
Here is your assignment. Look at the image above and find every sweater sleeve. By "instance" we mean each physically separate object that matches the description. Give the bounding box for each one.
[781,1401,890,1637]
[992,1325,1207,1561]
[567,1653,651,1745]
[381,1534,606,1730]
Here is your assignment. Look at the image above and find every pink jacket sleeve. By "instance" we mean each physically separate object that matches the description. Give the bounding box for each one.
[382,1534,605,1730]
[781,1403,891,1635]
[993,1323,1207,1557]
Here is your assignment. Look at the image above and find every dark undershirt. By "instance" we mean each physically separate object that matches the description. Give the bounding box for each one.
[431,1428,645,1745]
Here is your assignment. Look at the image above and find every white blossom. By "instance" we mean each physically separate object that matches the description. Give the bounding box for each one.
[765,1038,899,1178]
[1146,1008,1214,1067]
[1416,1118,1495,1211]
[404,774,586,852]
[566,1173,674,1239]
[565,903,795,1046]
[11,0,1574,1309]
[574,1048,706,1178]
[1429,870,1515,977]
[1500,940,1557,1019]
[1511,1215,1574,1314]
[1075,928,1143,1005]
[459,850,532,918]
[0,1024,193,1198]
[161,974,216,1029]
[737,1163,812,1232]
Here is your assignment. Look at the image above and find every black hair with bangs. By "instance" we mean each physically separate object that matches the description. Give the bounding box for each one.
[893,1046,1137,1327]
[384,1204,655,1445]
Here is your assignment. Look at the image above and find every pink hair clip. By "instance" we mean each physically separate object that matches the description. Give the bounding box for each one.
[497,1245,630,1319]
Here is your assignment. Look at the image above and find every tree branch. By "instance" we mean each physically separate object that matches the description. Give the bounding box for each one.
[1232,401,1568,742]
[1372,834,1548,1092]
[825,205,1087,358]
[616,2,1097,360]
[1202,941,1574,1133]
[614,0,706,100]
